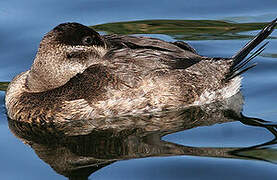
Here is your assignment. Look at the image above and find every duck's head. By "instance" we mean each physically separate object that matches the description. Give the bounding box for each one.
[27,22,107,92]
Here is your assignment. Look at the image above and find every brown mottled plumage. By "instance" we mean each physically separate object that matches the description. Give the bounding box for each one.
[5,19,277,123]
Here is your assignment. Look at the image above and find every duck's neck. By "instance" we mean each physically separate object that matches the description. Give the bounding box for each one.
[25,57,87,93]
[25,70,51,92]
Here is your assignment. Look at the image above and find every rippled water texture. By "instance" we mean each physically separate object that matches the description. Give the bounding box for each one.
[1,0,277,180]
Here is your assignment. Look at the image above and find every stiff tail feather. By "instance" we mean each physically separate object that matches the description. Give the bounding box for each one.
[226,18,277,81]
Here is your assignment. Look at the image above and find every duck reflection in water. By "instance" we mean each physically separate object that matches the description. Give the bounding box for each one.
[8,93,277,180]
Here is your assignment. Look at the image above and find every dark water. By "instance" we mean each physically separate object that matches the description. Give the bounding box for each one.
[1,0,277,179]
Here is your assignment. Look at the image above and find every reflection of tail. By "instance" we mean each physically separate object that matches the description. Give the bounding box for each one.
[230,113,277,163]
[226,18,277,80]
[239,113,277,136]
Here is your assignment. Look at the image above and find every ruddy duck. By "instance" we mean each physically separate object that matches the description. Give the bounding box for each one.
[5,19,277,123]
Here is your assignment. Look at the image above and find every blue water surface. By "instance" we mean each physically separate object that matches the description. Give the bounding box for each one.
[1,0,277,179]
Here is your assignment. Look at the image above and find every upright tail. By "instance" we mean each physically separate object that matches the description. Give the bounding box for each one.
[226,18,277,80]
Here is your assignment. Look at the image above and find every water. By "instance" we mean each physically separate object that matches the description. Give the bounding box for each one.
[1,0,277,179]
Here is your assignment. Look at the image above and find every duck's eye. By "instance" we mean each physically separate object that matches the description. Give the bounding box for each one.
[82,36,93,45]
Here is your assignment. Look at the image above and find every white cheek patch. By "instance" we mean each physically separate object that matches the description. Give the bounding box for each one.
[67,45,86,51]
[62,45,108,75]
[63,61,87,74]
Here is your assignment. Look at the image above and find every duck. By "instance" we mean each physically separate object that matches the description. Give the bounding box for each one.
[5,19,277,123]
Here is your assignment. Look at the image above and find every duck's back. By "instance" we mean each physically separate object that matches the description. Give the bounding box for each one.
[68,36,237,119]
